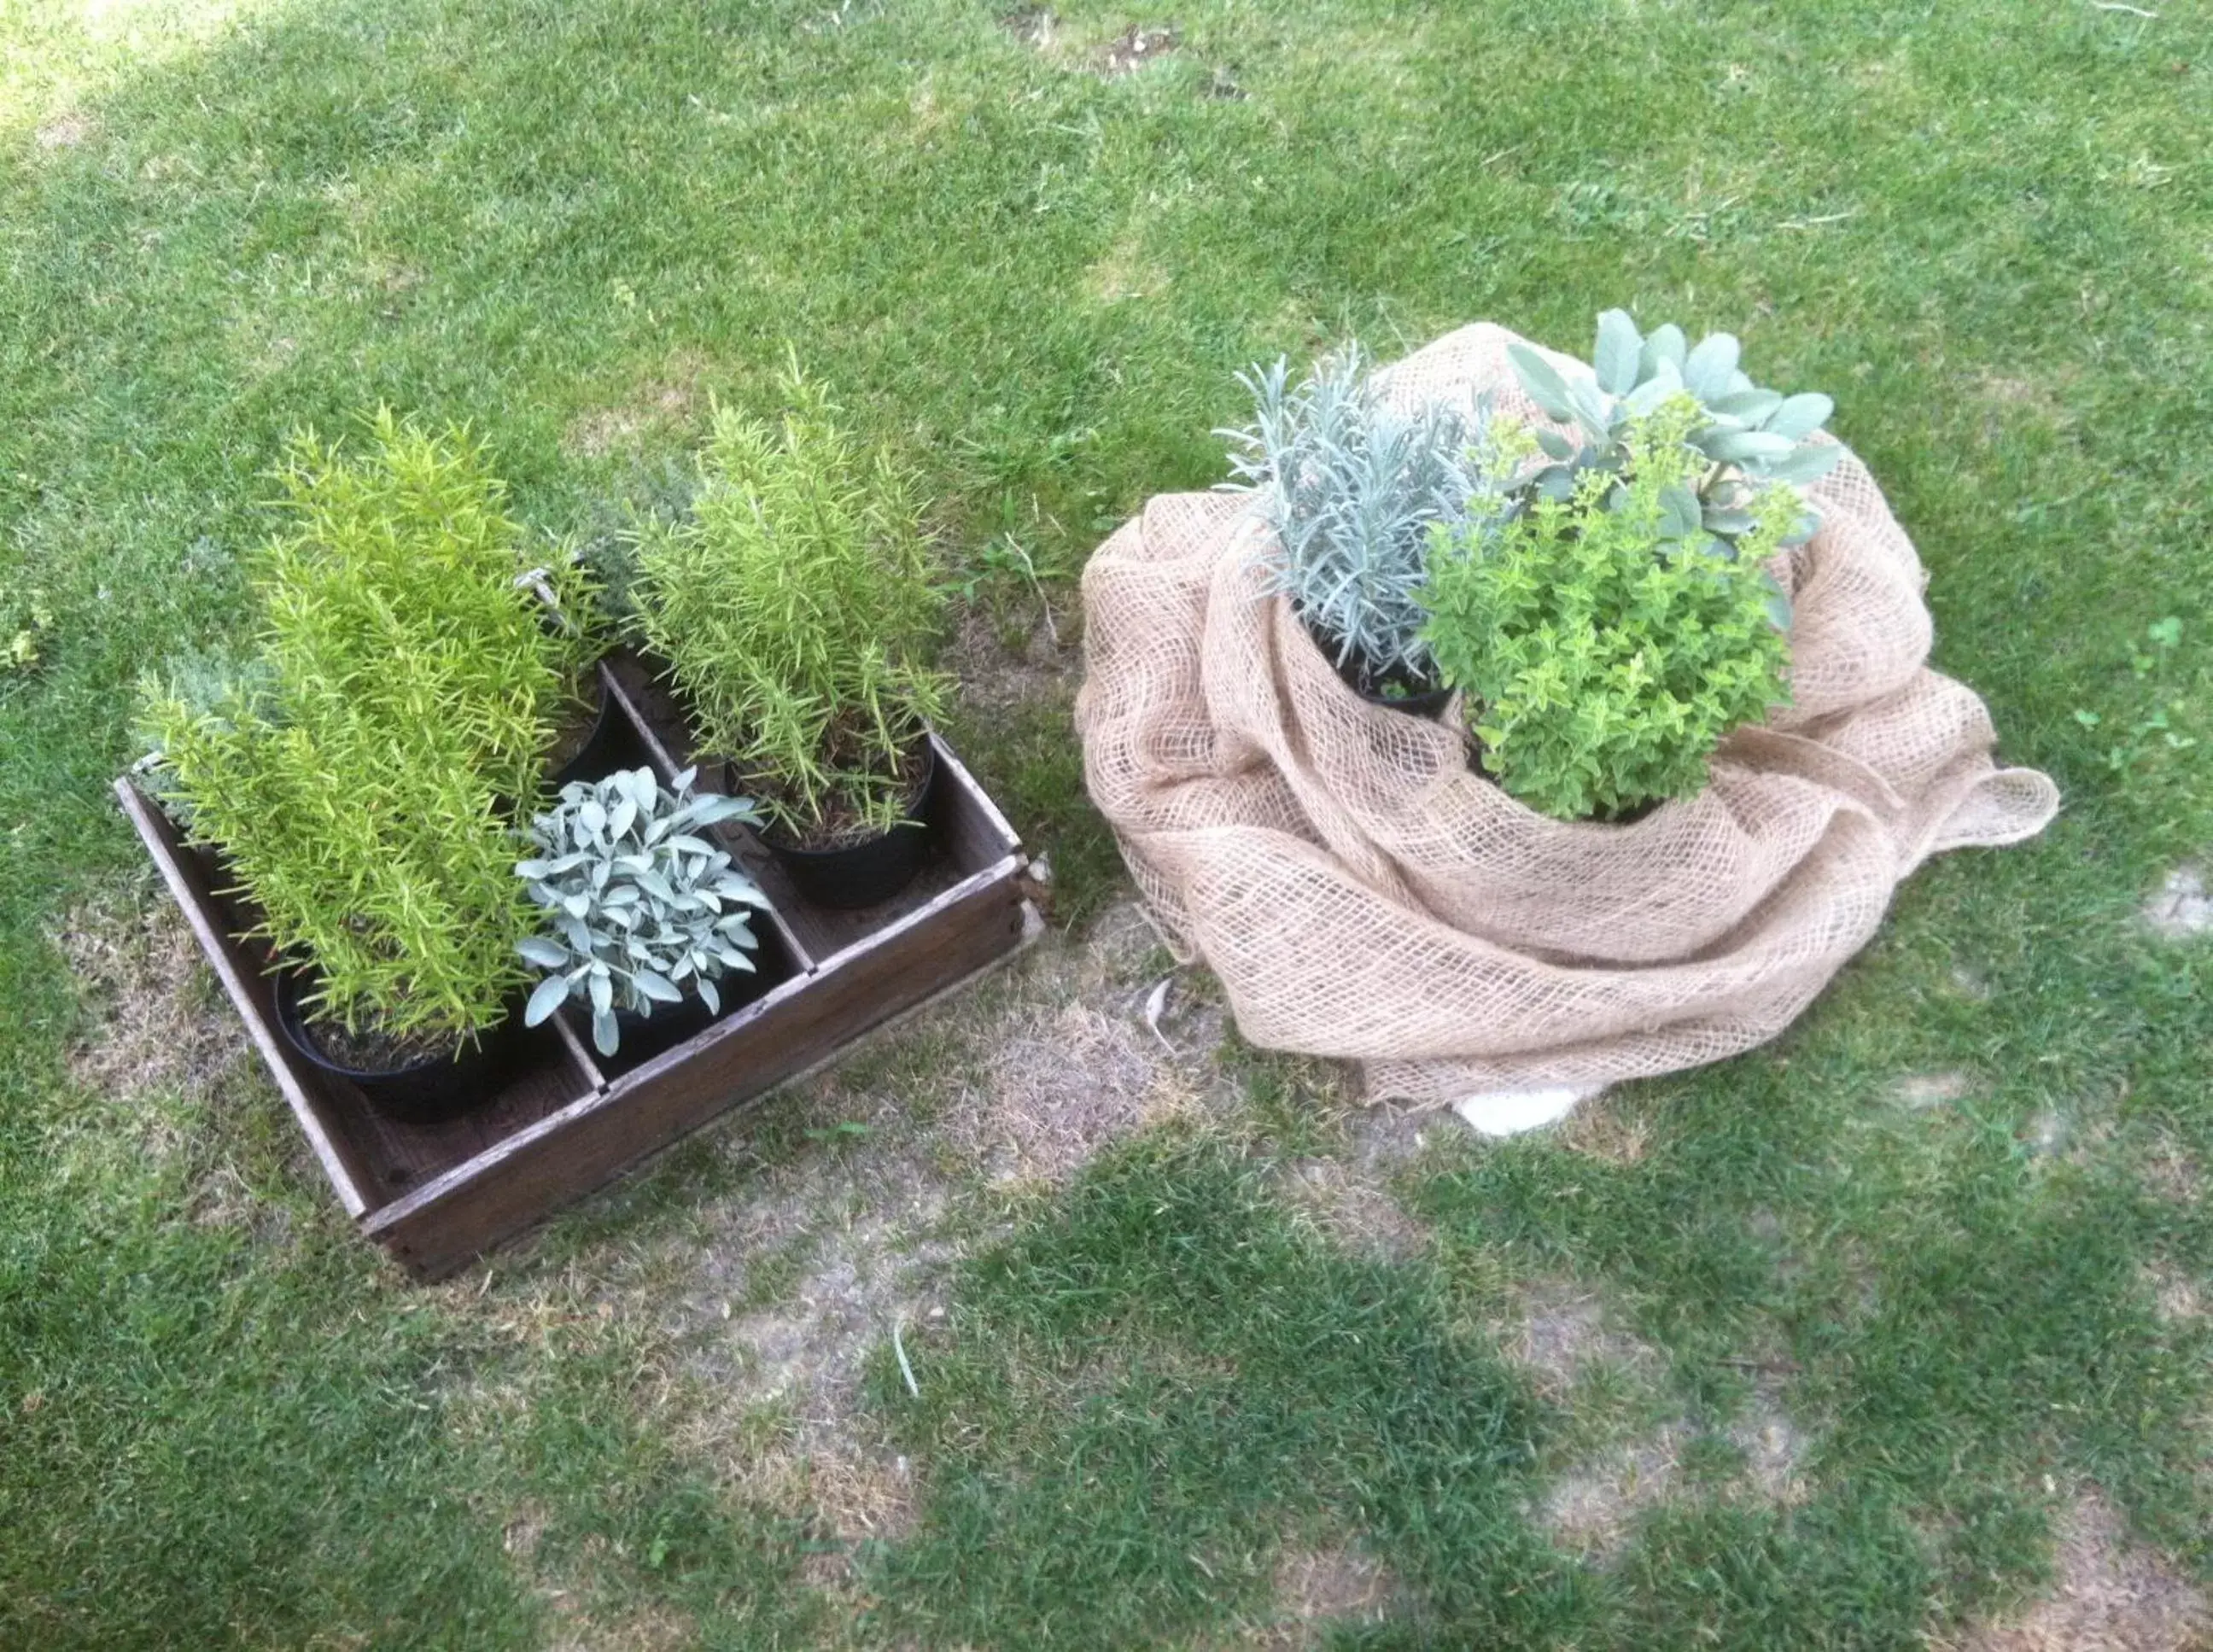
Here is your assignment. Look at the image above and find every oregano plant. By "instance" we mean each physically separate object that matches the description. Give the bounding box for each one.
[1422,399,1796,820]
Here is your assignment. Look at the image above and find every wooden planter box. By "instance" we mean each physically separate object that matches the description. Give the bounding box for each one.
[118,655,1036,1280]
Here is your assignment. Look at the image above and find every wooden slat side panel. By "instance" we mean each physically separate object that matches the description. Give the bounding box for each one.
[805,854,1021,978]
[114,779,373,1217]
[930,733,1023,862]
[364,867,1029,1279]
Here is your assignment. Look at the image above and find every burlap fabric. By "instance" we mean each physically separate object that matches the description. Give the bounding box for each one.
[1073,324,2059,1105]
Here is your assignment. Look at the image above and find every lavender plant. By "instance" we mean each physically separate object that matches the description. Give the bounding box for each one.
[1219,347,1500,690]
[517,765,771,1056]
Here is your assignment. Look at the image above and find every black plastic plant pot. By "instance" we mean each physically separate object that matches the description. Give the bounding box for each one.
[1358,680,1452,718]
[1328,649,1451,719]
[758,740,939,911]
[272,969,515,1124]
[550,673,625,788]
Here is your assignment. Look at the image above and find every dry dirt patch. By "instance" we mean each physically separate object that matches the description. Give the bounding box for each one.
[582,901,1229,1571]
[2144,866,2211,940]
[1959,1491,2209,1651]
[55,894,251,1101]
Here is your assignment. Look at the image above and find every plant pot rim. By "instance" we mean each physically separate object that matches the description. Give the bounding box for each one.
[271,966,504,1083]
[747,732,938,859]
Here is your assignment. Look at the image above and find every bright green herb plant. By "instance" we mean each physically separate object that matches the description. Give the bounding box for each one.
[137,412,598,1044]
[630,360,947,844]
[1422,399,1797,821]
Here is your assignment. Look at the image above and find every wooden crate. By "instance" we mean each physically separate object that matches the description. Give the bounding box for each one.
[118,657,1037,1280]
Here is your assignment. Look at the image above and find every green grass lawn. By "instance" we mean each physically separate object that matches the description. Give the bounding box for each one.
[4,0,2210,1645]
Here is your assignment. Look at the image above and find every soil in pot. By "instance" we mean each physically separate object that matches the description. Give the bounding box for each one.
[274,969,516,1124]
[740,737,938,911]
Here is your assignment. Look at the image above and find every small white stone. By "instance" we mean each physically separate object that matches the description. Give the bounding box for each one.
[1450,1084,1599,1138]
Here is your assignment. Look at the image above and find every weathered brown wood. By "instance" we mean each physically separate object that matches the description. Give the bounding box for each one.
[119,674,1032,1280]
[365,869,1032,1278]
[120,779,606,1205]
[115,779,373,1217]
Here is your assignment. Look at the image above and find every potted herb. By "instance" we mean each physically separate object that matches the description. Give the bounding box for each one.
[517,765,778,1067]
[1218,346,1499,713]
[1421,312,1836,822]
[137,413,597,1120]
[630,363,948,908]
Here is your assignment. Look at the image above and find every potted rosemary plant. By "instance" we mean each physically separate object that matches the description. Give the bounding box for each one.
[137,413,599,1119]
[631,364,949,908]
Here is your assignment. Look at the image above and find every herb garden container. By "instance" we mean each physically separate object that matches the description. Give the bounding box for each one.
[120,654,1036,1280]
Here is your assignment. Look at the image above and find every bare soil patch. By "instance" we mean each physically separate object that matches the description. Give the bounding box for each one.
[55,894,251,1100]
[1100,25,1180,75]
[2144,866,2211,940]
[1959,1491,2209,1651]
[946,604,1076,716]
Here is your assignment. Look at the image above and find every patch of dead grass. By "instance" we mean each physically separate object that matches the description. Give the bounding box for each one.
[1726,1375,1811,1507]
[1891,1070,1975,1109]
[1541,1423,1690,1561]
[1281,1158,1429,1261]
[547,902,1233,1581]
[1248,1544,1401,1646]
[565,358,708,458]
[1958,1491,2209,1652]
[1505,1280,1657,1398]
[1557,1094,1652,1163]
[54,894,250,1102]
[33,111,93,151]
[2144,866,2211,940]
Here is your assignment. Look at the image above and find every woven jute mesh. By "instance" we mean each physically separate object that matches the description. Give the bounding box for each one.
[1073,324,2059,1104]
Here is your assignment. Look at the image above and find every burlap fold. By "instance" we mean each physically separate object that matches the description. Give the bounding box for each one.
[1073,324,2058,1105]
